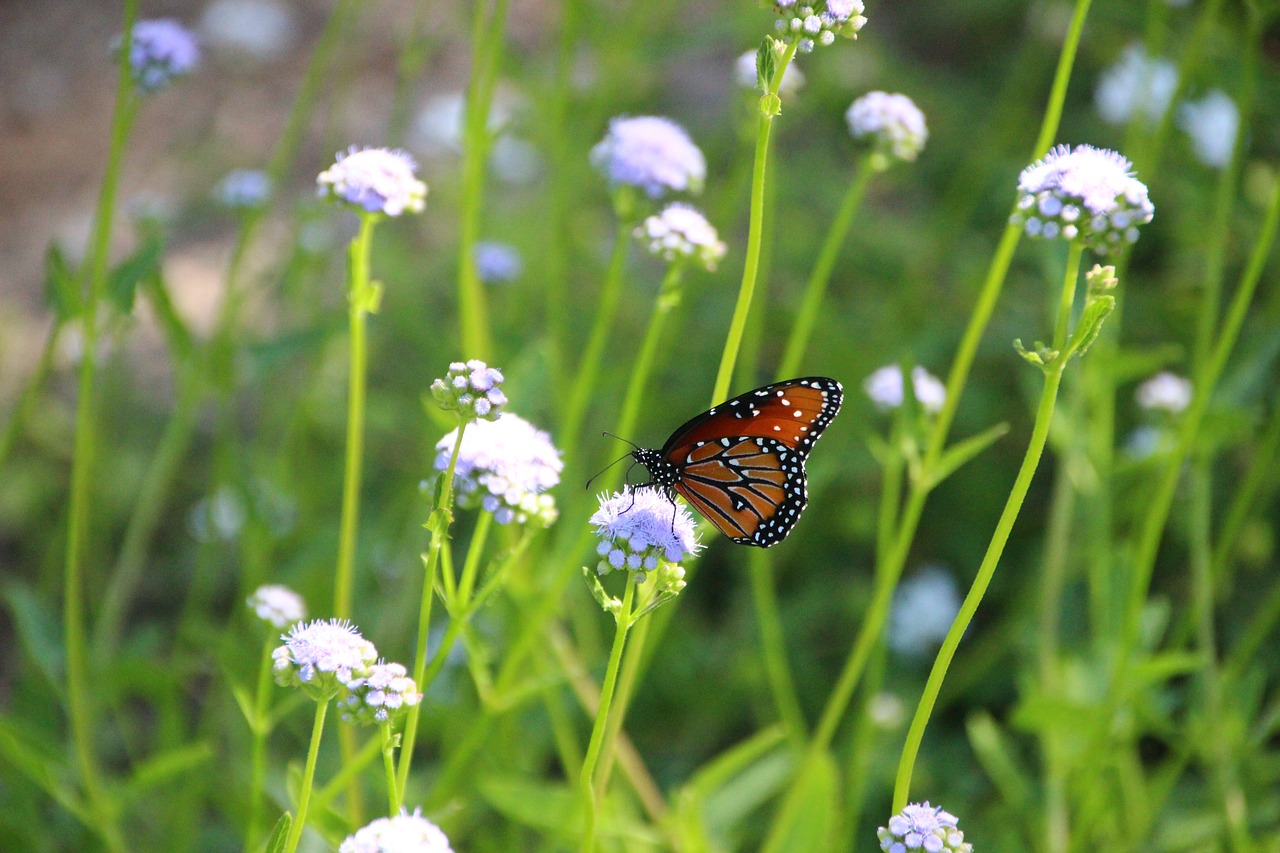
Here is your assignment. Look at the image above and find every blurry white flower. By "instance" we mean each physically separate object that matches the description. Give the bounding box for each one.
[317,147,427,216]
[247,584,306,629]
[1095,44,1177,126]
[340,809,453,853]
[591,116,706,198]
[1178,90,1239,169]
[846,91,928,169]
[435,413,562,525]
[635,203,727,270]
[889,565,961,657]
[1136,371,1192,413]
[273,619,379,699]
[864,365,946,414]
[199,0,295,60]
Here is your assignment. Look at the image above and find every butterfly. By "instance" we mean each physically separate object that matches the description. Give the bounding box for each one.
[631,377,843,547]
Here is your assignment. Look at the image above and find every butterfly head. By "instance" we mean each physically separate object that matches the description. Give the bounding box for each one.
[631,447,679,490]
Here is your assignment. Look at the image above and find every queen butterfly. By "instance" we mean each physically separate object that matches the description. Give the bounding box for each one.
[631,376,843,547]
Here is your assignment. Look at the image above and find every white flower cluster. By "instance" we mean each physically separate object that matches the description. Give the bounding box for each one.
[590,488,701,577]
[430,359,508,422]
[864,364,946,414]
[340,662,423,726]
[339,809,453,853]
[247,584,306,629]
[846,92,928,169]
[435,414,562,526]
[878,802,972,853]
[1135,371,1192,414]
[272,619,379,700]
[590,116,707,199]
[635,204,727,271]
[317,147,427,217]
[770,0,868,53]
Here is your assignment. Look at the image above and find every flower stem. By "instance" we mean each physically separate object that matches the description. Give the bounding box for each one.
[748,548,807,745]
[613,264,684,441]
[245,636,277,852]
[382,725,401,815]
[282,698,331,853]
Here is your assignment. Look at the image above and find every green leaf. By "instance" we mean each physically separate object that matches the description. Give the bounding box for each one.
[755,36,777,92]
[476,775,580,837]
[582,566,621,616]
[760,751,840,853]
[1013,338,1055,368]
[1068,294,1115,359]
[43,243,81,321]
[966,712,1034,812]
[263,812,291,853]
[927,421,1010,489]
[0,717,86,820]
[759,92,782,118]
[140,269,194,359]
[122,743,214,802]
[107,233,163,313]
[1,580,65,691]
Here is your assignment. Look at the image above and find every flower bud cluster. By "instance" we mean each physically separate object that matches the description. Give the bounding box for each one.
[635,204,727,271]
[846,92,928,169]
[769,0,867,53]
[877,802,972,853]
[430,360,508,422]
[340,662,423,725]
[118,19,200,93]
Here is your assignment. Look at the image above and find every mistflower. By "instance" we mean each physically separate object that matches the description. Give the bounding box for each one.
[1135,371,1192,414]
[339,809,454,853]
[1095,44,1177,127]
[735,48,805,94]
[272,619,379,699]
[889,565,961,657]
[864,365,946,414]
[474,241,523,284]
[247,584,306,629]
[199,0,295,60]
[590,116,707,199]
[878,802,972,853]
[216,168,271,209]
[1178,90,1239,169]
[635,204,728,271]
[118,19,200,93]
[767,0,868,53]
[434,414,563,526]
[846,92,929,169]
[340,661,423,725]
[317,146,427,217]
[430,359,508,422]
[590,488,701,577]
[1011,144,1154,253]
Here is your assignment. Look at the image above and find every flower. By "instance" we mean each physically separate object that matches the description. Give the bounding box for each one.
[864,365,946,414]
[434,414,562,526]
[878,802,972,853]
[187,486,246,542]
[118,19,200,93]
[1011,144,1154,253]
[1178,90,1239,169]
[339,809,454,853]
[1135,371,1192,413]
[272,619,379,699]
[474,241,523,284]
[430,359,508,422]
[198,0,295,60]
[340,662,423,725]
[846,92,928,169]
[247,584,306,629]
[590,116,706,199]
[1095,44,1177,126]
[635,204,727,270]
[590,488,701,576]
[767,0,868,53]
[889,565,961,657]
[317,147,427,216]
[735,48,805,94]
[216,169,271,209]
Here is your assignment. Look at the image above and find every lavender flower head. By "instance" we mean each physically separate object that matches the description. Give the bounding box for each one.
[590,116,706,199]
[864,364,946,414]
[878,802,972,853]
[736,48,805,94]
[590,488,701,577]
[217,169,271,209]
[1135,371,1192,414]
[339,809,454,853]
[430,360,508,422]
[635,204,727,271]
[247,584,306,629]
[272,619,379,700]
[317,146,427,217]
[768,0,868,53]
[1178,90,1239,170]
[434,414,562,526]
[1095,44,1177,127]
[119,19,200,93]
[340,661,423,726]
[474,241,523,284]
[846,92,928,170]
[1011,144,1154,254]
[889,565,961,657]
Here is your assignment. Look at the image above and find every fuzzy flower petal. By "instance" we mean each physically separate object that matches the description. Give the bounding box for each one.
[339,809,454,853]
[590,116,706,199]
[846,92,928,168]
[864,365,946,414]
[590,488,701,575]
[317,146,427,216]
[119,19,200,93]
[247,584,306,629]
[878,802,971,853]
[1135,371,1192,414]
[272,619,379,700]
[635,204,727,270]
[435,413,562,526]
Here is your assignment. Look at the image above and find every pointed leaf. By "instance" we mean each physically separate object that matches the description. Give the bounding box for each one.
[927,422,1010,489]
[122,742,214,801]
[44,243,81,321]
[755,36,777,92]
[760,751,840,853]
[476,775,579,837]
[107,233,163,313]
[1068,294,1115,359]
[263,812,291,853]
[0,717,85,820]
[1,581,65,690]
[966,712,1034,812]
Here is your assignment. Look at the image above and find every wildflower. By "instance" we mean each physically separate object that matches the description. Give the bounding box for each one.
[846,92,928,170]
[864,365,946,414]
[317,146,427,217]
[339,809,454,853]
[590,116,706,199]
[199,0,295,60]
[247,584,306,630]
[1095,44,1177,126]
[1178,90,1239,169]
[187,486,246,542]
[474,241,523,284]
[590,488,701,577]
[635,204,727,271]
[430,360,508,422]
[272,619,379,699]
[118,19,200,93]
[1011,144,1154,253]
[1135,371,1192,413]
[434,414,562,526]
[867,692,906,728]
[767,0,868,53]
[735,48,805,94]
[878,802,972,853]
[340,661,423,725]
[889,565,961,657]
[216,169,271,209]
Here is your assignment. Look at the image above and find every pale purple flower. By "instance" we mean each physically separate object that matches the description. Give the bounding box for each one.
[846,92,928,168]
[635,204,727,271]
[216,169,271,209]
[317,146,427,216]
[769,0,868,52]
[247,584,306,629]
[590,116,706,199]
[272,619,379,699]
[864,365,946,414]
[339,809,454,853]
[474,241,523,284]
[889,566,961,657]
[118,19,200,93]
[878,802,972,853]
[1136,371,1192,414]
[1011,144,1154,253]
[1095,44,1177,127]
[430,359,507,422]
[1178,90,1239,169]
[590,488,701,576]
[341,661,423,725]
[435,414,562,526]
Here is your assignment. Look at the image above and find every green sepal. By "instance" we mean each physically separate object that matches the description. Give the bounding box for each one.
[353,280,383,314]
[43,243,81,322]
[755,36,777,92]
[425,505,453,538]
[759,92,782,118]
[927,421,1010,490]
[1014,338,1056,369]
[1067,294,1115,359]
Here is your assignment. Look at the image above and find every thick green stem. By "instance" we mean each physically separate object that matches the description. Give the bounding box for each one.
[282,699,331,853]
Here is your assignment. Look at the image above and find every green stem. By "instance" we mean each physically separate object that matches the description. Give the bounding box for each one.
[748,549,807,745]
[282,698,331,853]
[383,725,401,815]
[245,637,277,852]
[458,507,494,605]
[777,156,874,379]
[892,242,1083,810]
[613,264,684,442]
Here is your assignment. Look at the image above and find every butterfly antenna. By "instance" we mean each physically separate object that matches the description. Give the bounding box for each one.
[584,450,636,491]
[601,431,640,450]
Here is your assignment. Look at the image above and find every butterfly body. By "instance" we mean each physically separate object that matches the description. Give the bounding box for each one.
[632,377,842,547]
